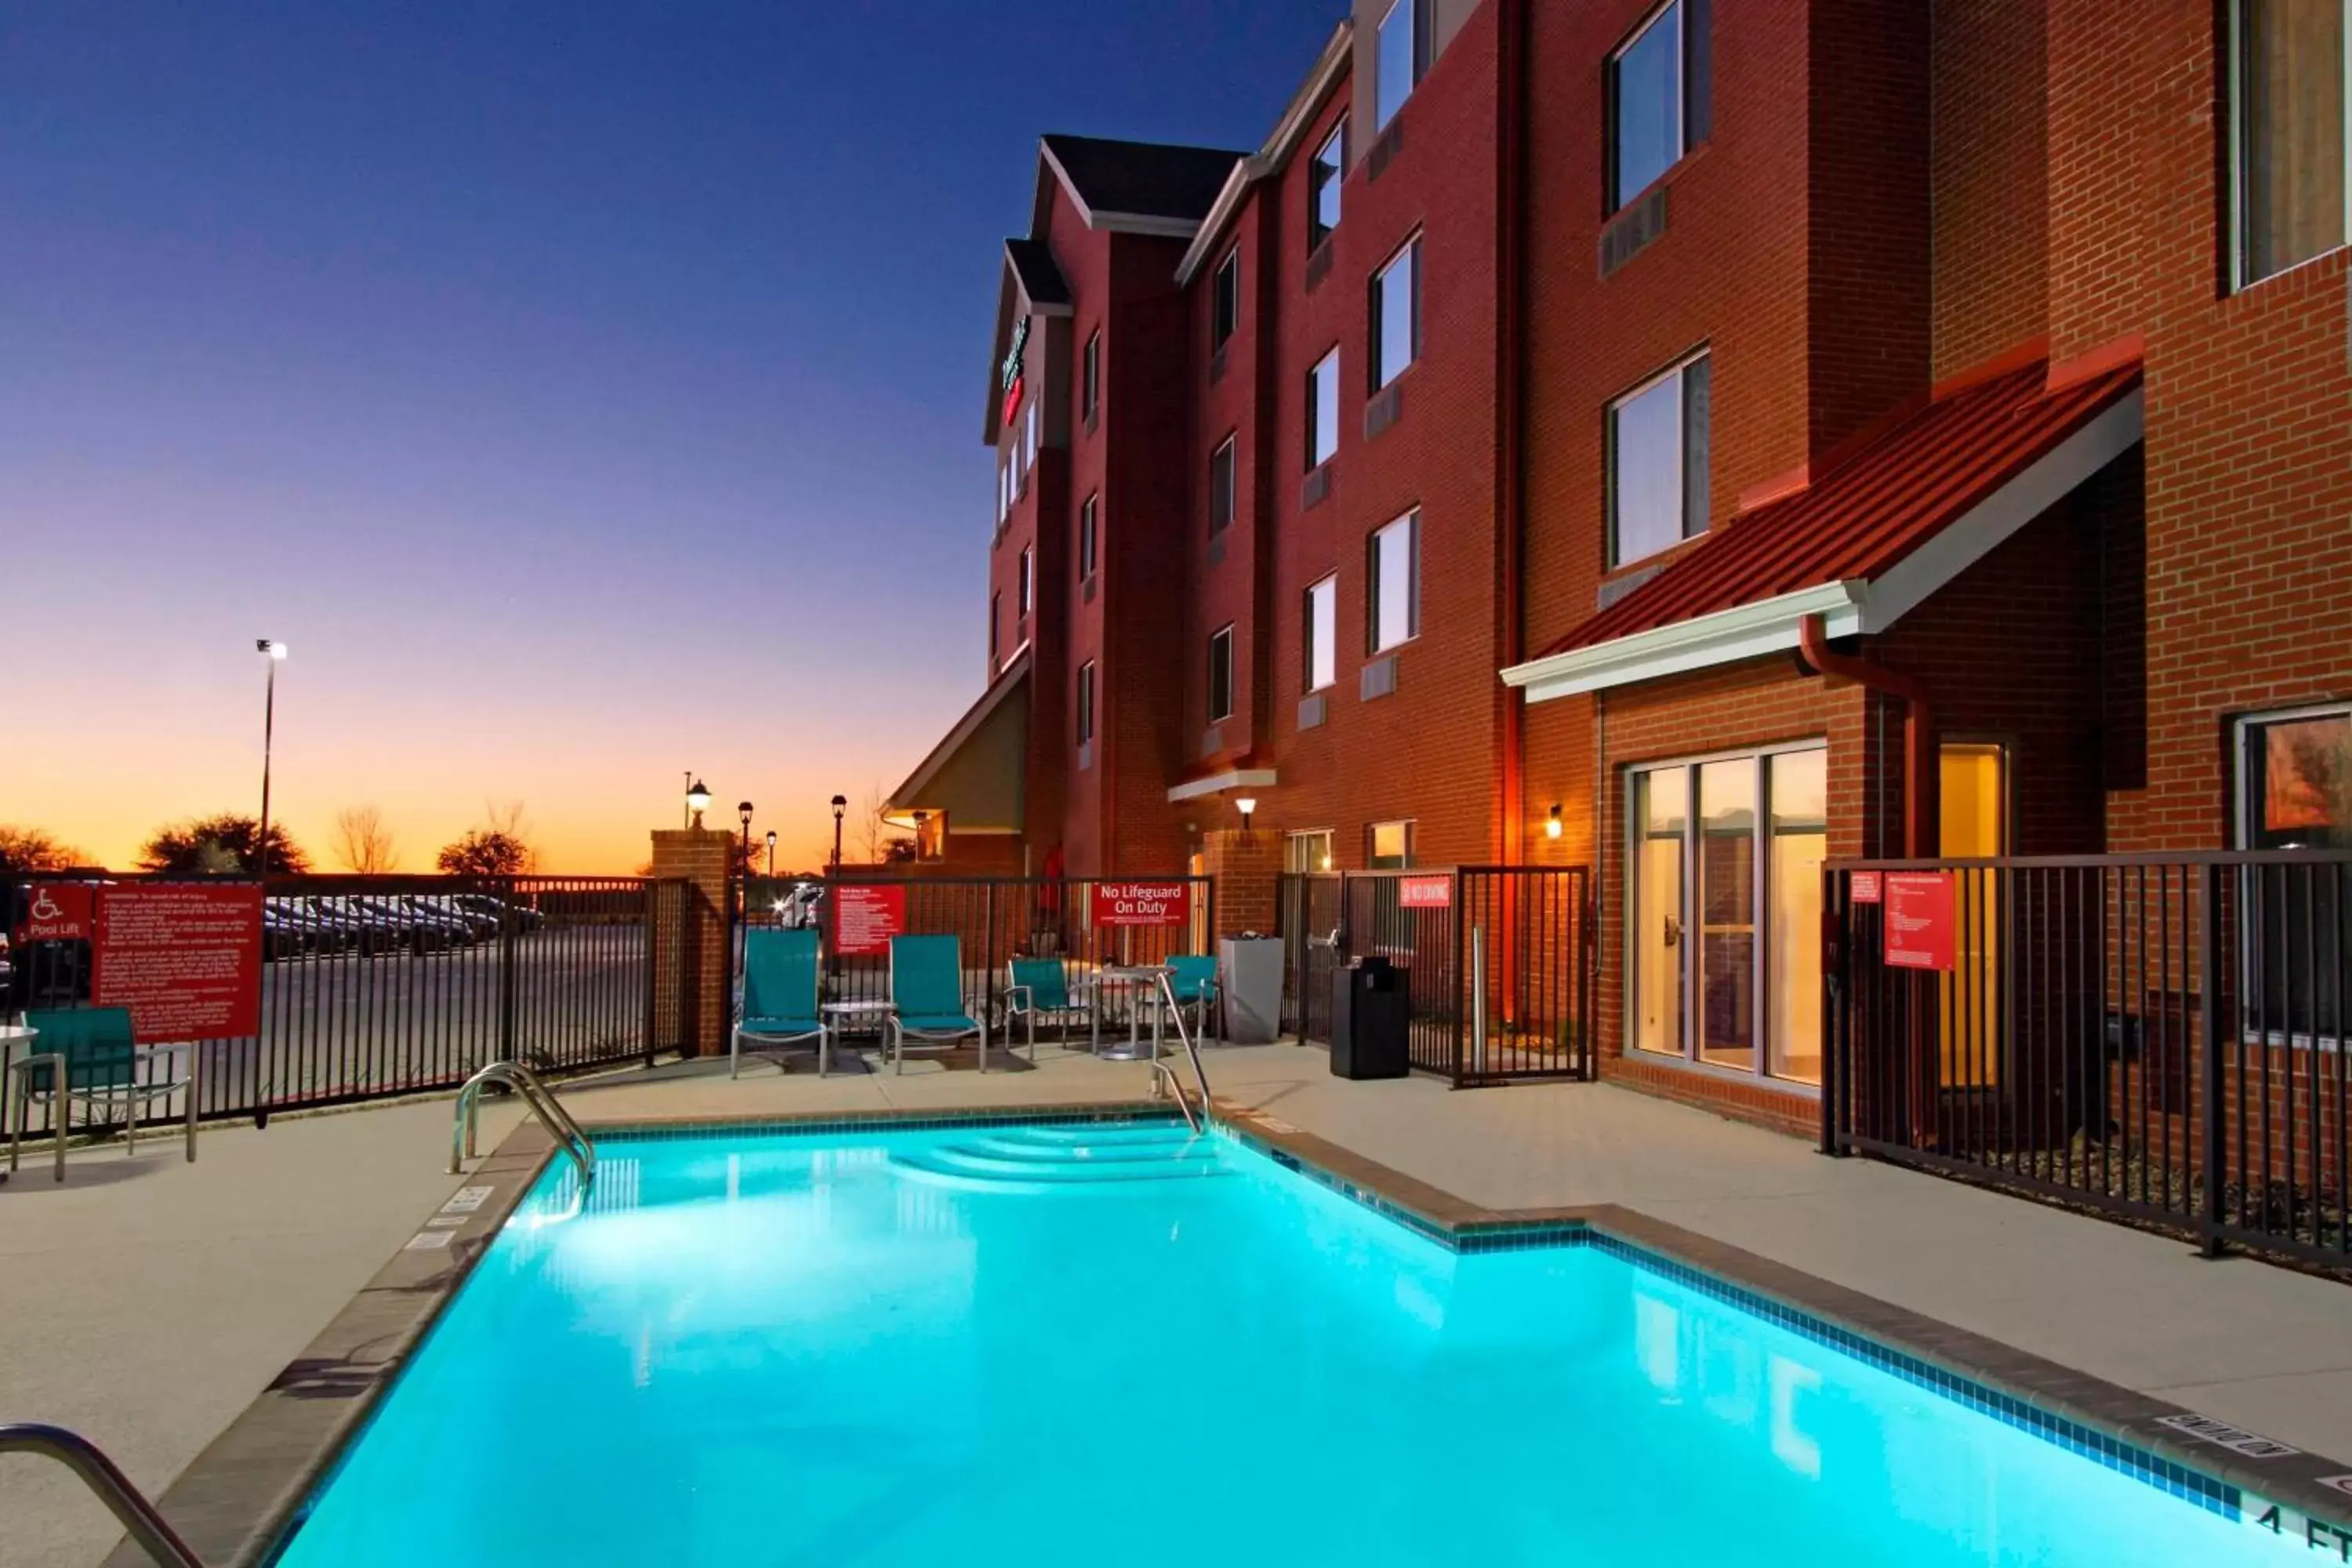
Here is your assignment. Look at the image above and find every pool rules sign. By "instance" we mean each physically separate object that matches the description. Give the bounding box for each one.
[91,884,264,1042]
[1091,880,1192,927]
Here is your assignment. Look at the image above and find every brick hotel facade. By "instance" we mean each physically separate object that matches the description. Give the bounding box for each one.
[890,0,2351,1133]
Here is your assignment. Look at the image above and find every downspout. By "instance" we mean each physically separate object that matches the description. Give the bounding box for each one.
[1795,614,1936,857]
[1494,0,1530,869]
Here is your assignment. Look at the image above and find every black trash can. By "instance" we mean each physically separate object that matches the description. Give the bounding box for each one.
[1330,955,1410,1079]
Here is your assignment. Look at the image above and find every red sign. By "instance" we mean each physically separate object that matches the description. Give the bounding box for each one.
[1850,871,1883,905]
[832,884,906,957]
[90,884,263,1042]
[1882,872,1956,971]
[1091,880,1192,927]
[13,882,94,944]
[1000,376,1025,429]
[1397,874,1452,909]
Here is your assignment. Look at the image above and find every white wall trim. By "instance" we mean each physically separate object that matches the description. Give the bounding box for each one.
[1502,582,1865,703]
[1167,767,1278,803]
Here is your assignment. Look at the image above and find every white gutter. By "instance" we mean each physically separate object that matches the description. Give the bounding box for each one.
[1501,582,1866,704]
[1167,768,1277,804]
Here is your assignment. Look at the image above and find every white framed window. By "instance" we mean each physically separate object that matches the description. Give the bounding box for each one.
[1305,574,1338,692]
[1608,0,1712,211]
[1307,348,1341,469]
[1310,123,1344,246]
[1018,545,1033,620]
[1367,818,1415,869]
[1082,328,1101,423]
[1370,236,1421,390]
[1210,436,1237,534]
[2227,0,2349,288]
[1079,493,1098,580]
[1208,625,1236,722]
[989,591,1001,668]
[997,459,1009,524]
[1213,251,1241,348]
[1076,660,1096,746]
[1607,349,1711,567]
[1368,511,1419,653]
[1026,400,1040,469]
[1375,0,1428,132]
[1286,829,1336,873]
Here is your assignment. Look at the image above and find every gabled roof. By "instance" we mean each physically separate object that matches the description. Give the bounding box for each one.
[1038,133,1246,236]
[1003,238,1071,311]
[1174,20,1355,285]
[887,651,1031,829]
[1503,351,2146,703]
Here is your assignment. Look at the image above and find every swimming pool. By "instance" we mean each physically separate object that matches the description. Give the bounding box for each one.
[275,1118,2297,1566]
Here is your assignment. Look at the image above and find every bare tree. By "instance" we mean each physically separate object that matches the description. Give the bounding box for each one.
[0,826,90,874]
[333,805,399,874]
[854,782,914,867]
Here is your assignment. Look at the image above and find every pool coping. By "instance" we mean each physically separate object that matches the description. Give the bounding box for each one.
[114,1098,2352,1565]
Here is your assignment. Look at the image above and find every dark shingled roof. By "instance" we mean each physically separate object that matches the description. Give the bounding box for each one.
[1041,133,1245,223]
[1004,238,1070,308]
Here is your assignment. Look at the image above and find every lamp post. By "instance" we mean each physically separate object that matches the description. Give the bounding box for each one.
[686,777,711,829]
[255,640,288,880]
[764,830,776,878]
[738,801,754,874]
[829,794,848,870]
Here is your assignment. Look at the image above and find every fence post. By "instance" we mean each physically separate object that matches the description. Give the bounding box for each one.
[496,877,518,1069]
[640,880,659,1070]
[2198,861,2227,1258]
[983,881,998,1027]
[1820,869,1844,1156]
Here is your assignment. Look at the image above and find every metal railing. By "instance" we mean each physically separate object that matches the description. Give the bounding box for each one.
[3,873,683,1140]
[451,1060,594,1186]
[0,1422,205,1566]
[1823,851,2352,1272]
[1277,866,1594,1085]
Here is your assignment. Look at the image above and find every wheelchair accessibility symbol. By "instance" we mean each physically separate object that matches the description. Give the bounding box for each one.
[15,883,92,942]
[29,888,62,922]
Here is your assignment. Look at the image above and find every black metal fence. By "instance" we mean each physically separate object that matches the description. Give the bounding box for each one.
[738,872,1214,1044]
[1277,866,1594,1085]
[4,872,683,1138]
[1822,851,2352,1272]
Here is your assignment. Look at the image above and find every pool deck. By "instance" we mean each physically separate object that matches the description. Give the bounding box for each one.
[7,1039,2350,1564]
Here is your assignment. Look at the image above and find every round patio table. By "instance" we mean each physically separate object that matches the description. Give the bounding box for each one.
[0,1024,46,1184]
[1091,965,1176,1062]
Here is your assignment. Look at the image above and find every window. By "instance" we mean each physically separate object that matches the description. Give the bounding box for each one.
[1213,251,1240,348]
[1076,660,1096,746]
[1607,350,1711,566]
[997,458,1009,525]
[1608,0,1712,211]
[1210,436,1237,534]
[1305,575,1338,691]
[1307,348,1341,469]
[2230,0,2348,286]
[1309,124,1344,246]
[1018,546,1033,620]
[1367,819,1415,869]
[1207,625,1236,722]
[1082,328,1101,423]
[989,591,1001,668]
[1375,0,1427,132]
[1370,238,1421,390]
[1629,743,1824,1087]
[1367,512,1418,653]
[1026,400,1040,470]
[1079,493,1098,580]
[2234,706,2352,1040]
[1286,829,1334,873]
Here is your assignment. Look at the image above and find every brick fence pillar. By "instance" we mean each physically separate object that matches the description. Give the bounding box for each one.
[650,826,734,1057]
[1200,829,1280,939]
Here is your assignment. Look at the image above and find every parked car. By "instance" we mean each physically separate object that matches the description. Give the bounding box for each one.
[451,892,544,932]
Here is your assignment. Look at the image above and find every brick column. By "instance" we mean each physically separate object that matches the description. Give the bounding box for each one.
[1200,829,1280,939]
[650,826,734,1057]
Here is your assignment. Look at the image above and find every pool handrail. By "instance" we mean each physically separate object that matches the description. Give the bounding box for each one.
[1149,1059,1203,1133]
[449,1060,594,1189]
[0,1421,206,1566]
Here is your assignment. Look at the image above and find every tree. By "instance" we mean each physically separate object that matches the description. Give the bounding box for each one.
[853,782,916,868]
[0,826,91,875]
[139,814,310,875]
[333,805,399,874]
[436,829,532,878]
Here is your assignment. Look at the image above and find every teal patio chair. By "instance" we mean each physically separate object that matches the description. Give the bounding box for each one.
[1004,957,1094,1061]
[1163,953,1222,1043]
[733,927,830,1077]
[8,1007,191,1171]
[886,935,987,1073]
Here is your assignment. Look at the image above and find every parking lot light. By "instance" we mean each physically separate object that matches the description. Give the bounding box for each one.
[686,778,711,828]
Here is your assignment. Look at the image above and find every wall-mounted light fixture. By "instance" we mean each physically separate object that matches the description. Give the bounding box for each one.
[1235,796,1257,830]
[1546,804,1564,840]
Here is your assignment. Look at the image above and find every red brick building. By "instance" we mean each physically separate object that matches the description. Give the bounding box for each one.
[894,0,2350,1133]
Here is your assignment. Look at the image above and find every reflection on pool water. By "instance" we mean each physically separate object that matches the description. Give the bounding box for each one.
[275,1123,2292,1566]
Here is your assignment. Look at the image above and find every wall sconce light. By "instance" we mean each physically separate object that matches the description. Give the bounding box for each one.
[1235,796,1257,829]
[1546,804,1564,840]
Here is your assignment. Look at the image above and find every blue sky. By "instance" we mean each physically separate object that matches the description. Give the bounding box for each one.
[0,1,1345,869]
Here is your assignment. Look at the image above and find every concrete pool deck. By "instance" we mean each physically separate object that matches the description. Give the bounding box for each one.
[5,1040,2349,1564]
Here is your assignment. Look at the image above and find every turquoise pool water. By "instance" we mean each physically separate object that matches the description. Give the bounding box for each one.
[276,1121,2289,1566]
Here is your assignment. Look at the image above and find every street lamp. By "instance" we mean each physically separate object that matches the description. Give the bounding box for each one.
[738,800,754,873]
[829,794,848,870]
[686,777,711,828]
[764,829,776,877]
[255,640,288,880]
[1235,796,1257,832]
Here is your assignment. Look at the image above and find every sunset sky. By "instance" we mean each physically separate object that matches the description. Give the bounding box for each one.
[0,2,1342,873]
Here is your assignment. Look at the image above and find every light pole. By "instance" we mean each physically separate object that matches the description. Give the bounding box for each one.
[686,777,711,829]
[764,830,776,878]
[255,640,288,879]
[737,801,754,875]
[829,794,848,870]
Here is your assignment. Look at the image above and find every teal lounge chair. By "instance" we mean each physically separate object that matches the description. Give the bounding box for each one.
[1004,957,1094,1061]
[1163,953,1222,1042]
[8,1007,191,1172]
[733,928,830,1077]
[886,935,987,1073]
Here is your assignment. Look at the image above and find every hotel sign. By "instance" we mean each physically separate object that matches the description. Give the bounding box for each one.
[999,316,1030,426]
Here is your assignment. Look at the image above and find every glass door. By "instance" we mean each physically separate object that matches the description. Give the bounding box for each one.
[1632,768,1687,1058]
[1697,760,1757,1072]
[1938,742,2005,1087]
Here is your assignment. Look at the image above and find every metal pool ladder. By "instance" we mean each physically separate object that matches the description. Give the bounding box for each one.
[450,1060,595,1187]
[1148,971,1214,1134]
[0,1423,205,1566]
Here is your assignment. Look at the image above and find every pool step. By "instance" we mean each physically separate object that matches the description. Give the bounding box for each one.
[889,1127,1226,1191]
[961,1134,1208,1164]
[982,1123,1199,1149]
